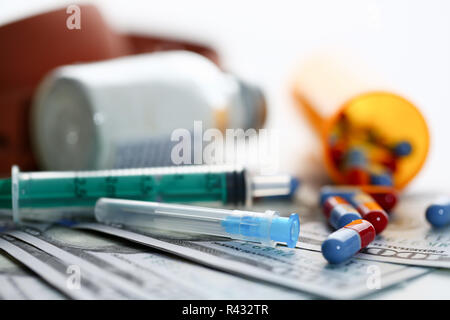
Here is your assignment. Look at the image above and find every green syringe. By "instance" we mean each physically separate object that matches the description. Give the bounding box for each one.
[0,165,298,223]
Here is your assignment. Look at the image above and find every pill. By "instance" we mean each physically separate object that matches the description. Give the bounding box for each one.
[346,148,367,167]
[344,148,372,185]
[393,141,412,157]
[379,155,397,172]
[426,198,450,227]
[370,172,393,186]
[346,167,370,185]
[364,186,397,212]
[321,219,376,264]
[351,193,389,234]
[319,185,398,212]
[322,196,362,229]
[320,186,358,206]
[329,143,346,166]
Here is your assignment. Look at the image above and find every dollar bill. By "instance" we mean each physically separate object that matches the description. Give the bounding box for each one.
[0,234,116,299]
[0,249,64,300]
[8,225,311,299]
[5,228,165,299]
[1,219,170,299]
[284,194,450,269]
[75,222,428,299]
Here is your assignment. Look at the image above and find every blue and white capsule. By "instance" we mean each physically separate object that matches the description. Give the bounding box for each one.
[426,198,450,228]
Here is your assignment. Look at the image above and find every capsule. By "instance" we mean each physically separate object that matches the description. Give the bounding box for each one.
[368,163,393,186]
[369,170,393,186]
[366,187,397,212]
[346,167,370,185]
[344,148,371,185]
[320,186,353,207]
[322,196,361,229]
[319,185,398,212]
[345,148,367,168]
[392,141,412,157]
[321,219,376,264]
[329,141,346,166]
[351,193,389,234]
[379,155,397,172]
[426,198,450,227]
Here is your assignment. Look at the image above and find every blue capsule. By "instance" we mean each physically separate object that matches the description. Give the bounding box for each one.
[426,199,450,227]
[346,148,367,168]
[393,141,412,157]
[370,172,392,186]
[321,219,376,264]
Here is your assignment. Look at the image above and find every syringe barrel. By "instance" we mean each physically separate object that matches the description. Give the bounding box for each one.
[251,174,299,198]
[10,165,248,223]
[95,198,300,248]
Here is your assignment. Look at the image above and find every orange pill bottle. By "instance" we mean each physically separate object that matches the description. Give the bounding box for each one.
[291,52,429,190]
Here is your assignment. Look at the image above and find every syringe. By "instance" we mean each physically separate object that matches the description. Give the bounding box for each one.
[0,165,298,223]
[95,198,300,248]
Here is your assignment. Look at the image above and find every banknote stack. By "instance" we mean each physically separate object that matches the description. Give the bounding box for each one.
[0,191,448,300]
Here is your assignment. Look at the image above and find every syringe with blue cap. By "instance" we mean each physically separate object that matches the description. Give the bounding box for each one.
[0,165,299,224]
[94,198,301,248]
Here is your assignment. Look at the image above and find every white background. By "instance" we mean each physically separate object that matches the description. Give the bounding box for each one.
[1,0,450,192]
[1,0,450,299]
